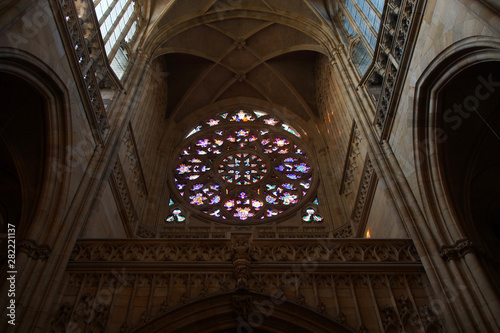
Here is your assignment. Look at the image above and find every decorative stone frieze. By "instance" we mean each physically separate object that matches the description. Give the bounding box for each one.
[69,238,419,265]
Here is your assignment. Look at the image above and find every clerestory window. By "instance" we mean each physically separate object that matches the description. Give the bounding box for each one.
[340,0,385,74]
[93,0,140,79]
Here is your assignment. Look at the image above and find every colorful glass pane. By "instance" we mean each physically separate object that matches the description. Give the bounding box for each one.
[176,110,314,222]
[166,207,186,223]
[264,118,279,126]
[177,164,190,174]
[206,118,220,126]
[252,200,263,209]
[190,193,206,205]
[210,195,221,204]
[302,207,323,223]
[231,110,254,122]
[274,138,289,147]
[280,193,298,205]
[294,163,310,173]
[266,195,277,204]
[197,139,210,147]
[235,207,252,220]
[282,123,301,137]
[210,209,221,217]
[224,200,235,210]
[186,125,202,138]
[254,110,267,118]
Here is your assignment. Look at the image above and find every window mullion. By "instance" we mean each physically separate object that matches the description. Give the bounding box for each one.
[96,0,119,26]
[351,0,379,40]
[102,0,132,45]
[107,12,136,62]
[342,6,374,55]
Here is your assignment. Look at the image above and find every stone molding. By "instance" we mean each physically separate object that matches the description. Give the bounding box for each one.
[340,122,363,196]
[351,156,376,235]
[122,124,148,197]
[110,160,139,234]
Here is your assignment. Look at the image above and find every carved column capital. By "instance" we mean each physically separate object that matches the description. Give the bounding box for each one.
[18,239,51,261]
[440,239,476,262]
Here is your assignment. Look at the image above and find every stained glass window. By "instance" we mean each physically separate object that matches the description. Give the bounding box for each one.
[173,109,314,223]
[165,207,186,223]
[185,109,301,139]
[302,206,324,222]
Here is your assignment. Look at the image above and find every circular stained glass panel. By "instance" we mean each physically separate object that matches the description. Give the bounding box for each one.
[218,153,268,185]
[172,110,315,223]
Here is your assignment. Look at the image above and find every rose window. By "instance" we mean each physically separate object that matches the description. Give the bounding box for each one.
[172,109,315,223]
[218,153,268,185]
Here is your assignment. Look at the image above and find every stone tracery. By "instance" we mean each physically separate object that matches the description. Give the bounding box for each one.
[172,109,316,223]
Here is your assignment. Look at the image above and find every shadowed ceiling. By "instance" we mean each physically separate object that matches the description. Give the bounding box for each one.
[143,0,339,123]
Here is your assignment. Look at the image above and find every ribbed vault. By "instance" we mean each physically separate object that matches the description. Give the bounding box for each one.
[141,0,340,123]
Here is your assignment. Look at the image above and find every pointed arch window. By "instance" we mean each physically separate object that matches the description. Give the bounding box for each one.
[172,109,317,223]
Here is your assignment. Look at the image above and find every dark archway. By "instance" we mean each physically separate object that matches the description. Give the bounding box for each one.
[0,73,46,219]
[437,60,500,292]
[0,71,46,262]
[133,291,356,333]
[414,39,500,299]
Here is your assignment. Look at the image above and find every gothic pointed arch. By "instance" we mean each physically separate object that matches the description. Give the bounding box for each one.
[414,37,500,296]
[0,48,70,244]
[132,291,357,333]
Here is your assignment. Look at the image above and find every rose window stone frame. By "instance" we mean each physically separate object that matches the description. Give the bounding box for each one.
[170,109,319,224]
